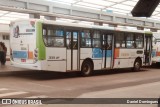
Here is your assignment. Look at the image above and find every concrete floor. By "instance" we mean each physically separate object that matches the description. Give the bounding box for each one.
[0,61,160,107]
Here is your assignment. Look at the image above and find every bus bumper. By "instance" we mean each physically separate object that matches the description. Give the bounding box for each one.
[10,60,43,70]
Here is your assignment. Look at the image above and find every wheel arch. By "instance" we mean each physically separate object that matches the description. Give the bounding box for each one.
[81,58,94,71]
[134,57,142,67]
[132,57,142,72]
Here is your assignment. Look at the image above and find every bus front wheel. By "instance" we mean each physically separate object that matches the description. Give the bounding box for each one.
[133,59,141,72]
[81,60,93,76]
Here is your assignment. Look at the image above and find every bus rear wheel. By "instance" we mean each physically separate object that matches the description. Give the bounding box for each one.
[133,59,141,72]
[81,60,93,76]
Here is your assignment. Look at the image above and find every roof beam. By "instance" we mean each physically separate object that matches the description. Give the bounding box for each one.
[0,11,10,17]
[0,0,160,29]
[103,0,130,10]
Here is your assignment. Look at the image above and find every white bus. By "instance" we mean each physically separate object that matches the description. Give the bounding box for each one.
[10,19,152,76]
[152,32,160,64]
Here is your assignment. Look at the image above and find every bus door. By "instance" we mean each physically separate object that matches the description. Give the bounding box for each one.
[66,31,79,71]
[102,33,114,69]
[144,34,152,65]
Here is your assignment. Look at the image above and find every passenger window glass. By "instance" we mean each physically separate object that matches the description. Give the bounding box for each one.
[126,33,135,48]
[66,32,78,49]
[66,32,71,49]
[81,30,91,48]
[56,30,64,36]
[115,32,125,48]
[93,31,101,48]
[73,32,78,49]
[43,29,47,35]
[135,34,143,48]
[107,35,112,50]
[43,26,64,47]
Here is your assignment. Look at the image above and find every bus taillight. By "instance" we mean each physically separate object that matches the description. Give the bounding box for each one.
[34,48,38,62]
[21,59,26,62]
[30,21,35,27]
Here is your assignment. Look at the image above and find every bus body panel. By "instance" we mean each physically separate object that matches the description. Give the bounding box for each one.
[80,48,104,70]
[66,50,78,71]
[152,32,160,63]
[36,22,46,61]
[10,60,42,70]
[80,48,92,59]
[10,20,37,64]
[67,50,78,70]
[101,50,112,69]
[113,48,144,68]
[80,48,144,70]
[46,47,66,72]
[10,20,46,70]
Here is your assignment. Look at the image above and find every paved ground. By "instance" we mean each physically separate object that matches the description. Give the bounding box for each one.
[0,61,28,72]
[0,61,159,107]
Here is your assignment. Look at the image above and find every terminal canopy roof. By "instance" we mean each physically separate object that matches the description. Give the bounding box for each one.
[0,0,160,24]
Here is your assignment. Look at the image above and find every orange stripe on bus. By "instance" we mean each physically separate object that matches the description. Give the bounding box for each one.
[114,48,119,58]
[156,52,160,56]
[28,51,33,59]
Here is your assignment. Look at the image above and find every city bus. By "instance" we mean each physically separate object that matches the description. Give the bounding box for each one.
[10,19,152,76]
[152,32,160,64]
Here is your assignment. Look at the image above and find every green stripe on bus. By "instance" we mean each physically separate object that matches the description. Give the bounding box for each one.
[145,31,152,34]
[36,21,46,60]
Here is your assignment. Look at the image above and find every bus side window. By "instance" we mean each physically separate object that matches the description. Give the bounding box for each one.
[81,30,91,48]
[73,32,78,49]
[43,29,47,35]
[47,29,54,46]
[72,41,78,49]
[42,25,65,47]
[43,28,48,45]
[107,35,112,50]
[135,34,143,48]
[66,32,72,49]
[92,30,101,48]
[115,32,125,48]
[121,41,125,48]
[126,33,135,48]
[116,43,120,48]
[54,30,64,47]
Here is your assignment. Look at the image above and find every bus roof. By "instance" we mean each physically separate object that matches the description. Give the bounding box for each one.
[11,19,150,34]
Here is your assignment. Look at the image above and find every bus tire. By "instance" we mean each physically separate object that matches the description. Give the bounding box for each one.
[81,60,93,76]
[133,59,141,72]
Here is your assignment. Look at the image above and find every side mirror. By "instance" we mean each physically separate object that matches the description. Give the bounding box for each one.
[154,40,157,44]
